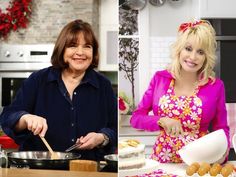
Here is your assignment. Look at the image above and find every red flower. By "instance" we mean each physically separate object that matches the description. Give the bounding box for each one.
[119,97,130,114]
[0,0,32,39]
[119,97,126,111]
[178,20,206,33]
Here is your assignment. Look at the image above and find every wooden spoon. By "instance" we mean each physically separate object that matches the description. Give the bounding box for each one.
[40,136,60,160]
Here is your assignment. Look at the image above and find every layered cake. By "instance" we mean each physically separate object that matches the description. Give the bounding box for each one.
[185,162,235,177]
[118,139,146,170]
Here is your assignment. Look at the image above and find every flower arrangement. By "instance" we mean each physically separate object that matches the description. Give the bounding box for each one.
[119,92,133,115]
[0,0,32,39]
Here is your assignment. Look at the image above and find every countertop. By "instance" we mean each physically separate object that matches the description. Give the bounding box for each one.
[158,161,236,176]
[119,160,236,177]
[0,169,117,177]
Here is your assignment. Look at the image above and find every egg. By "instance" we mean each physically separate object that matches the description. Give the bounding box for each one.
[191,162,200,170]
[224,163,234,170]
[186,165,198,176]
[200,162,211,171]
[197,166,208,176]
[212,163,222,170]
[221,166,233,177]
[209,166,221,176]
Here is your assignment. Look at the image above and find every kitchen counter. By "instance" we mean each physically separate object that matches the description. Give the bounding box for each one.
[119,160,236,176]
[0,169,117,177]
[158,161,236,176]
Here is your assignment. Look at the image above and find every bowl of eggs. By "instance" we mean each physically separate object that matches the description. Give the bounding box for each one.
[178,129,228,165]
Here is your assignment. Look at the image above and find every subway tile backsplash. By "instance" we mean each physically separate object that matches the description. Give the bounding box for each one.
[0,0,99,44]
[150,36,176,76]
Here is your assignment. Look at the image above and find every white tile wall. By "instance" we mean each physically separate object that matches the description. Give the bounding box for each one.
[149,37,176,75]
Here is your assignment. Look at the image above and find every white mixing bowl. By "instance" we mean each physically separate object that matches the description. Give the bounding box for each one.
[178,129,228,165]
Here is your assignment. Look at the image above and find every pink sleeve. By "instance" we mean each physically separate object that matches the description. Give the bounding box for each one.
[130,74,161,131]
[209,81,230,163]
[211,81,230,150]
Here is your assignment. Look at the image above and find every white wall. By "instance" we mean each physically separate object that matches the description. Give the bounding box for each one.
[99,0,118,71]
[138,0,197,99]
[149,0,197,36]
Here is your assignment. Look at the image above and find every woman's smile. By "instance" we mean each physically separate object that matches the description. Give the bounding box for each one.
[184,59,197,68]
[72,57,86,62]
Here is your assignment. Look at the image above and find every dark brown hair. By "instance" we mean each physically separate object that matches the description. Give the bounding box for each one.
[51,19,99,69]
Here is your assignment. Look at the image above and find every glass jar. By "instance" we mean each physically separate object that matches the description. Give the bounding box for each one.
[0,145,8,168]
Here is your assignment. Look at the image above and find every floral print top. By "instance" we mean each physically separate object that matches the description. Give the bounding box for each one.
[150,79,207,163]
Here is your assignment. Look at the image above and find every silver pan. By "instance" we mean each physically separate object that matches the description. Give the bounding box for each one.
[7,151,81,170]
[104,154,117,169]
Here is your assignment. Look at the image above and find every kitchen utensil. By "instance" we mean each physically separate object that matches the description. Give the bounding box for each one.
[7,151,81,170]
[65,142,82,152]
[178,129,228,165]
[149,0,166,7]
[120,0,147,10]
[40,136,59,160]
[104,154,118,169]
[0,145,8,168]
[168,0,183,4]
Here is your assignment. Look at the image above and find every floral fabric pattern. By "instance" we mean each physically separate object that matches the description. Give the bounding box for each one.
[150,80,207,163]
[133,169,180,177]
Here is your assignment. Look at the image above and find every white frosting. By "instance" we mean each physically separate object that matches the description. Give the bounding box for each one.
[119,152,145,162]
[119,143,145,156]
[119,159,146,169]
[118,140,146,169]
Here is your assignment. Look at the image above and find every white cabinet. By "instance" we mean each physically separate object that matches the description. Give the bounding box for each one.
[119,115,158,156]
[98,0,118,71]
[195,0,236,18]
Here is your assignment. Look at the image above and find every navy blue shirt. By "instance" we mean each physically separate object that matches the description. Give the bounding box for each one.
[0,67,117,161]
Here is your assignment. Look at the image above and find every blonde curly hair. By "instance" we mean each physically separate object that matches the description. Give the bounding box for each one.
[168,20,217,84]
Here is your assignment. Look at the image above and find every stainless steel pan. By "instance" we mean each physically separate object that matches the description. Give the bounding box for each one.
[104,154,117,169]
[7,151,81,170]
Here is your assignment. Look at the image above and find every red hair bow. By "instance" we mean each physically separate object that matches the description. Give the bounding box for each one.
[178,20,205,32]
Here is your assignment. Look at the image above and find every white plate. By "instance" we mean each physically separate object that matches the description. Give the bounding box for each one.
[118,159,159,177]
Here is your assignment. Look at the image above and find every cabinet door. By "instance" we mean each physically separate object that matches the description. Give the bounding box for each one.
[99,25,118,71]
[99,0,118,71]
[199,0,236,18]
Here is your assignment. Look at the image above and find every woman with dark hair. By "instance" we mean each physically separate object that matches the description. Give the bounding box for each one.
[0,19,117,161]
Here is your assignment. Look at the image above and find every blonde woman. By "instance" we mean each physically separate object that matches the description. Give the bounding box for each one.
[130,20,229,163]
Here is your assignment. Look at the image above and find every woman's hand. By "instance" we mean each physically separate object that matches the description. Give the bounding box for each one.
[158,117,184,137]
[75,132,104,150]
[15,114,48,137]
